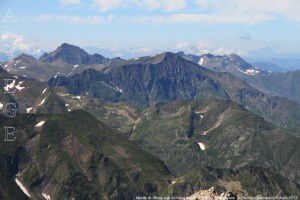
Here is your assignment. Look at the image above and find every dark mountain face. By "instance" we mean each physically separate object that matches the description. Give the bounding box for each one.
[49,52,300,132]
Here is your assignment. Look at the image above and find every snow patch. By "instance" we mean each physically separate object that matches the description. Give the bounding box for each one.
[15,177,31,198]
[26,107,33,113]
[115,86,123,93]
[15,81,25,91]
[20,66,26,69]
[198,142,206,151]
[42,193,51,200]
[58,93,69,97]
[37,98,46,106]
[42,88,47,94]
[0,102,3,109]
[3,80,16,92]
[3,80,25,92]
[68,65,79,75]
[244,68,260,76]
[198,58,204,65]
[35,120,45,127]
[195,111,204,119]
[100,81,123,93]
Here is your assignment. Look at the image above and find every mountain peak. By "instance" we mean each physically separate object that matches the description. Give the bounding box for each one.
[17,53,35,59]
[154,52,181,62]
[176,51,186,57]
[39,43,87,64]
[15,53,37,62]
[57,43,83,52]
[39,43,108,65]
[60,42,75,48]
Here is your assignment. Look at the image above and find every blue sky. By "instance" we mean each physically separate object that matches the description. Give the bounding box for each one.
[0,0,300,58]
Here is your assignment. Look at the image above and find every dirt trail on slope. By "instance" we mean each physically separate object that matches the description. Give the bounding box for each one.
[202,109,228,135]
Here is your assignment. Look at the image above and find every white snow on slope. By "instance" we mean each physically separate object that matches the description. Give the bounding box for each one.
[244,68,260,76]
[26,107,33,113]
[198,142,206,151]
[100,81,123,93]
[42,88,47,94]
[37,98,46,106]
[68,65,79,75]
[42,193,51,200]
[3,80,16,92]
[116,86,123,93]
[198,58,204,65]
[15,81,25,91]
[0,102,3,109]
[195,111,204,119]
[15,177,31,198]
[3,80,25,92]
[35,120,45,127]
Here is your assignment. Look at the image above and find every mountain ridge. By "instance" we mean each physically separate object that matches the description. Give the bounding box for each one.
[48,52,300,132]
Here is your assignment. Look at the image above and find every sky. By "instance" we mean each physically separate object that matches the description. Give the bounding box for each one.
[0,0,300,59]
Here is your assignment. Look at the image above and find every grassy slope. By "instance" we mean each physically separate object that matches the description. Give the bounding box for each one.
[0,111,172,199]
[131,100,300,187]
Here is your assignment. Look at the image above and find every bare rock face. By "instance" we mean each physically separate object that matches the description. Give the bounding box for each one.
[187,187,237,200]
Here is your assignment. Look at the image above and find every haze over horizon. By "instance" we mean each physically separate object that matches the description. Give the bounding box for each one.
[1,0,300,60]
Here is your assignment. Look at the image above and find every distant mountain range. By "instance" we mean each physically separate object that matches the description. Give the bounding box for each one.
[246,57,300,71]
[2,44,299,128]
[177,52,300,104]
[251,61,286,72]
[1,43,124,81]
[0,43,300,199]
[245,47,300,71]
[47,50,300,132]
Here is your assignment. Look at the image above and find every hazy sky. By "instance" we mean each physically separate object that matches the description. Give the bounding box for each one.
[1,0,300,58]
